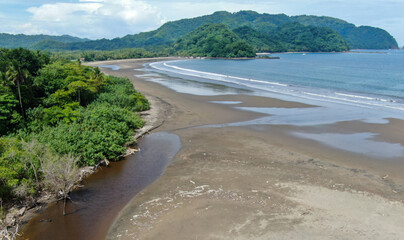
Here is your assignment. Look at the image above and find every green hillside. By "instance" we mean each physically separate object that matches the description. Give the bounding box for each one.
[174,24,256,57]
[291,15,398,49]
[233,26,286,52]
[233,23,349,52]
[28,10,398,52]
[0,33,89,49]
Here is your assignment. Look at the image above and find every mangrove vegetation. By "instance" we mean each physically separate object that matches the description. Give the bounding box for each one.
[0,48,149,210]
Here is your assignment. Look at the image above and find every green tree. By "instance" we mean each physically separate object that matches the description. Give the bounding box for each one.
[0,137,36,199]
[90,67,104,91]
[0,91,20,135]
[174,23,256,58]
[68,80,97,106]
[0,57,150,210]
[0,73,21,135]
[33,61,70,98]
[6,61,29,118]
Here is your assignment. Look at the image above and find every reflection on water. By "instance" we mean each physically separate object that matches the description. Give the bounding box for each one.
[99,65,120,70]
[19,132,181,240]
[140,73,251,96]
[292,132,404,159]
[197,106,404,159]
[210,101,243,105]
[234,106,394,125]
[199,105,393,128]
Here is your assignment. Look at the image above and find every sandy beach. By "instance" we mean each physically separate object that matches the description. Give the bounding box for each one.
[86,58,404,240]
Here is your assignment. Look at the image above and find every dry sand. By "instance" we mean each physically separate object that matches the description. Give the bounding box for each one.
[87,59,404,240]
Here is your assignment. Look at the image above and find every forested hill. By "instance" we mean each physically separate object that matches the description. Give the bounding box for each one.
[174,24,256,58]
[0,33,89,49]
[233,23,349,52]
[290,15,398,49]
[29,10,398,51]
[173,22,350,56]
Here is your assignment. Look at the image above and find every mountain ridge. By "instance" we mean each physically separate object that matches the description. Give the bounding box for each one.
[0,33,90,49]
[1,11,398,51]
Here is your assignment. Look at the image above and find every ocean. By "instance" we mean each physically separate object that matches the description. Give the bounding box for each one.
[153,50,403,104]
[148,50,404,123]
[144,50,404,158]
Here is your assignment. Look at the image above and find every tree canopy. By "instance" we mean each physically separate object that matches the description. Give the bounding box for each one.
[174,24,256,58]
[0,33,89,49]
[0,48,149,204]
[24,10,398,52]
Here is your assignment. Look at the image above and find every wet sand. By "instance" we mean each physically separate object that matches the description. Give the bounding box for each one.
[87,58,404,240]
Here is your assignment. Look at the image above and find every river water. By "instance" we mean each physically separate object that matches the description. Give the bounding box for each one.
[18,132,181,240]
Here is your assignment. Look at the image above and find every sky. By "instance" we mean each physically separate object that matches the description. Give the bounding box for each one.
[0,0,403,46]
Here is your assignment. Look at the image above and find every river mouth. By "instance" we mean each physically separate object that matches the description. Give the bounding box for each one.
[18,132,181,240]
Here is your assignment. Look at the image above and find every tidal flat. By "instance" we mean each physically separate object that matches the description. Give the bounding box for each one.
[20,57,404,240]
[94,58,404,240]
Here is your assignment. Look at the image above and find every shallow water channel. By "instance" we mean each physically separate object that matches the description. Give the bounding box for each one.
[19,132,181,240]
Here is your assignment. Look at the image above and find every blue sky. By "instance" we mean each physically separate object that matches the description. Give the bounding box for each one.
[0,0,403,46]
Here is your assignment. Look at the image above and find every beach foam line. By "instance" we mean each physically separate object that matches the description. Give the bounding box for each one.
[304,92,404,111]
[150,61,404,112]
[150,62,237,85]
[335,92,393,102]
[160,61,288,87]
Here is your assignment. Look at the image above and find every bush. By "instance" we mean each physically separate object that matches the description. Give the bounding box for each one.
[97,76,150,111]
[36,76,146,166]
[38,103,144,165]
[0,137,50,200]
[0,58,149,204]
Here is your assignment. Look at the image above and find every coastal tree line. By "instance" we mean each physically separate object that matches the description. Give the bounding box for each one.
[0,48,149,219]
[50,22,351,62]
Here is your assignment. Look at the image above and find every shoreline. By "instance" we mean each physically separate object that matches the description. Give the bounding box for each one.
[95,58,404,239]
[17,57,404,239]
[12,59,173,239]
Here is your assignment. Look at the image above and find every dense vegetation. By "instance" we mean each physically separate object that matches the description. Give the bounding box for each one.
[234,23,349,52]
[174,24,256,58]
[53,48,173,62]
[25,10,397,52]
[233,26,286,52]
[0,33,89,49]
[291,15,398,49]
[36,22,350,60]
[0,48,149,204]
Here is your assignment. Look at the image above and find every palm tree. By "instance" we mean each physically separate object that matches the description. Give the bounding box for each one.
[6,61,29,118]
[90,67,104,91]
[0,72,5,86]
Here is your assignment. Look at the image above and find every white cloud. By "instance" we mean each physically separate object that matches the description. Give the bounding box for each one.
[22,0,164,39]
[27,2,101,22]
[153,1,272,20]
[97,0,162,25]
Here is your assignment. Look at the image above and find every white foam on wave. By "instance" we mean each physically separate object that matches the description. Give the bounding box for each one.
[161,61,288,87]
[305,92,404,111]
[149,60,404,113]
[335,92,393,103]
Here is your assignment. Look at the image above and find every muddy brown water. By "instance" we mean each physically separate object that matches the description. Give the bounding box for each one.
[18,132,181,240]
